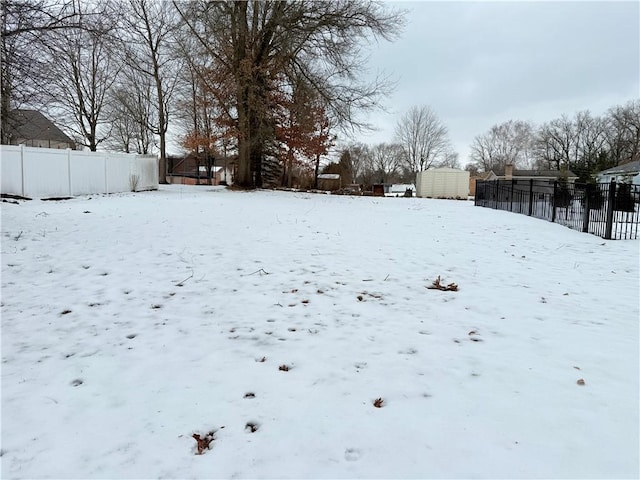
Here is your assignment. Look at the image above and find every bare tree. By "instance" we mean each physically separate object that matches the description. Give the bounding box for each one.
[438,150,460,169]
[174,0,405,188]
[395,105,451,173]
[1,0,87,143]
[370,142,404,183]
[471,120,535,172]
[572,110,607,179]
[120,0,181,183]
[533,115,577,172]
[464,163,479,176]
[42,8,120,151]
[106,66,156,154]
[606,100,640,165]
[338,142,370,184]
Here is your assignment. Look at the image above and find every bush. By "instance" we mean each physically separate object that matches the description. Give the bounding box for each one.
[614,183,635,212]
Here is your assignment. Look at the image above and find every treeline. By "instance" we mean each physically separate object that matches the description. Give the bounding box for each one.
[467,101,640,182]
[1,0,405,186]
[324,105,460,185]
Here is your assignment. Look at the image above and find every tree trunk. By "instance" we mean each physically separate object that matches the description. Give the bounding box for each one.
[158,132,167,183]
[155,75,167,184]
[236,83,252,187]
[233,2,253,188]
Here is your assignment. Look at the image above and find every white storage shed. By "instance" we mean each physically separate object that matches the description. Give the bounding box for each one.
[416,168,470,199]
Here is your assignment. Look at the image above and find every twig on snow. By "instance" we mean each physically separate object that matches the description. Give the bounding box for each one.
[244,268,270,276]
[176,269,194,287]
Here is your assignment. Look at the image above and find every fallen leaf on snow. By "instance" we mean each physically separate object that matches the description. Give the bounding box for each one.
[192,431,215,455]
[427,276,458,292]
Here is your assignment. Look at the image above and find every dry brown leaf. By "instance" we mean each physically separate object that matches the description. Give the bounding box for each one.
[245,422,259,433]
[427,276,458,292]
[192,431,215,455]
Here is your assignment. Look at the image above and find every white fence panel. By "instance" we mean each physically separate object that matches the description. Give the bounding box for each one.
[1,145,23,196]
[133,155,159,191]
[0,145,159,198]
[106,153,132,193]
[70,151,105,195]
[23,147,70,198]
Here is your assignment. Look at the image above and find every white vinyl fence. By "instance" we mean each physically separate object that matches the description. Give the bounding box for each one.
[1,145,158,198]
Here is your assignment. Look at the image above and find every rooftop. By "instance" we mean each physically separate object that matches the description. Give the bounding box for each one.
[5,110,74,145]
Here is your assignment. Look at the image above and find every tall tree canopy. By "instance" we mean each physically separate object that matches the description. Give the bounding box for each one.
[395,105,451,173]
[175,0,405,188]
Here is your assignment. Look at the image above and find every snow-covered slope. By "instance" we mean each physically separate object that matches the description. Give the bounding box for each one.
[2,185,638,478]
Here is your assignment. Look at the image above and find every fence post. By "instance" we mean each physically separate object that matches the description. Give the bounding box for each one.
[20,143,25,197]
[604,180,616,240]
[67,148,72,196]
[582,184,591,232]
[551,181,557,223]
[528,179,533,216]
[510,180,514,212]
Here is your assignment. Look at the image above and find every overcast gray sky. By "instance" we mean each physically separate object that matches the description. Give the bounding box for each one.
[357,1,640,166]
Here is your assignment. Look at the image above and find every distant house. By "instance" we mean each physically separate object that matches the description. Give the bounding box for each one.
[317,173,341,191]
[167,153,236,185]
[211,166,233,185]
[469,171,497,196]
[4,110,76,149]
[497,164,578,182]
[595,160,640,185]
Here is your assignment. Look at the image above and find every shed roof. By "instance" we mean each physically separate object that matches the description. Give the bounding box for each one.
[317,173,340,180]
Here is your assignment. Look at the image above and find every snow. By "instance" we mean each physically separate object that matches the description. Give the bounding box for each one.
[2,185,639,479]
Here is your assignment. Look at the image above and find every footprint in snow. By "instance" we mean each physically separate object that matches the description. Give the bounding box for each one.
[344,448,361,461]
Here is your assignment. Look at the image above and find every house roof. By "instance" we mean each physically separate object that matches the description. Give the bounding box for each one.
[596,160,640,176]
[472,171,497,180]
[429,167,466,172]
[512,169,578,178]
[6,110,74,145]
[317,173,340,180]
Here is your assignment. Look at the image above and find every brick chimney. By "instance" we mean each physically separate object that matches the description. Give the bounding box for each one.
[505,164,514,180]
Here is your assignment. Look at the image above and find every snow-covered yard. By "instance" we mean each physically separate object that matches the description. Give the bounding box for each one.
[2,185,638,479]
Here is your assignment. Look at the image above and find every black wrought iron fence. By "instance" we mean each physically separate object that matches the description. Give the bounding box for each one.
[474,179,640,240]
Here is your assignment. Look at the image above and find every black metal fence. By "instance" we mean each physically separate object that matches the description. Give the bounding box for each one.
[474,179,640,240]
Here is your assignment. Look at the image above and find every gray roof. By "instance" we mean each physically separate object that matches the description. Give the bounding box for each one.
[513,169,578,178]
[596,160,640,176]
[5,110,74,145]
